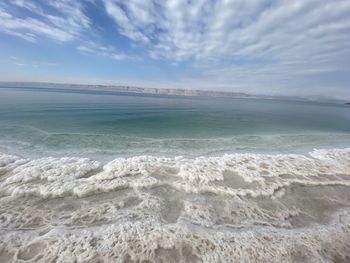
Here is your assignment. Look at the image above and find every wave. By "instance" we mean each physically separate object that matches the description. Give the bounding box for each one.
[1,148,349,198]
[0,148,350,262]
[2,128,350,162]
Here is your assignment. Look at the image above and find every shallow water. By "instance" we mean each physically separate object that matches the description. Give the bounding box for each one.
[1,87,350,160]
[0,87,350,262]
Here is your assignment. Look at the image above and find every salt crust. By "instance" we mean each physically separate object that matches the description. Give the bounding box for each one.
[0,149,349,262]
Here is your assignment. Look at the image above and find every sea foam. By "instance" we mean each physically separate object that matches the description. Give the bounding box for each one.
[0,148,350,262]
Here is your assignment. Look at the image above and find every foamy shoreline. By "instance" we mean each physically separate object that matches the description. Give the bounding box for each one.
[0,148,350,262]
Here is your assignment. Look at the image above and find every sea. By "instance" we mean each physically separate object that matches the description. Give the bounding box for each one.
[0,87,350,262]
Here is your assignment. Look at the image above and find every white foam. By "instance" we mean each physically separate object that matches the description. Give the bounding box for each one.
[0,149,350,262]
[1,148,350,199]
[0,153,28,176]
[1,210,349,262]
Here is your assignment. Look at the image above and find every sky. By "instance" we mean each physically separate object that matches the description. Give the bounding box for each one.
[0,0,349,99]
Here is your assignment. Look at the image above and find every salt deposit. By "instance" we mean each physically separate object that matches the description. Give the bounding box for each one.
[0,149,350,262]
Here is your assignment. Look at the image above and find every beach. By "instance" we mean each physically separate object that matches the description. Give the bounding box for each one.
[0,87,350,262]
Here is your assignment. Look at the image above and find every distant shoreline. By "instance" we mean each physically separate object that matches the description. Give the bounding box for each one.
[0,81,340,103]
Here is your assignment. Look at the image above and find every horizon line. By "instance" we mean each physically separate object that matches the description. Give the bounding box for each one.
[0,80,346,103]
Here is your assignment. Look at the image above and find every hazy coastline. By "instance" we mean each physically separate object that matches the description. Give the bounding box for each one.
[0,81,340,104]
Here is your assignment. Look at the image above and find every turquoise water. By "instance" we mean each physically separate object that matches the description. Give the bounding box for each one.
[1,87,350,159]
[1,87,350,262]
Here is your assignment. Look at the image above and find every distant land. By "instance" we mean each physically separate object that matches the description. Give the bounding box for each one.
[0,81,341,103]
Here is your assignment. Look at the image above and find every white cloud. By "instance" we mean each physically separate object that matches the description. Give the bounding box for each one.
[0,0,133,62]
[102,1,350,90]
[9,56,59,68]
[77,42,135,61]
[103,0,150,43]
[0,0,90,42]
[102,0,350,64]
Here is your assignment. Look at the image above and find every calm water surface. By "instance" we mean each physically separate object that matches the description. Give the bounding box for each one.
[0,87,350,159]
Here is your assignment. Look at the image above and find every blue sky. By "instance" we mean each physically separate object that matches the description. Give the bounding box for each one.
[0,0,350,99]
